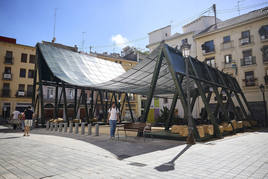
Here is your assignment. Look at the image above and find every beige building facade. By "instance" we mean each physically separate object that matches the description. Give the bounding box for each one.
[0,36,35,120]
[194,7,268,123]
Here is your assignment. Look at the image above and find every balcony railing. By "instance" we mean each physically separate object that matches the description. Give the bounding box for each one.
[4,56,14,64]
[16,91,25,97]
[202,49,215,55]
[239,35,254,46]
[265,75,268,85]
[1,89,11,97]
[222,62,236,69]
[220,40,234,50]
[240,56,256,66]
[2,73,12,80]
[260,34,268,41]
[242,78,258,87]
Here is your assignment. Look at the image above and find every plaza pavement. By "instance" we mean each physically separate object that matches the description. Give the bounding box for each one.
[0,126,268,179]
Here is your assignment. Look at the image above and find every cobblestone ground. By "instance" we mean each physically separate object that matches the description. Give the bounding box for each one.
[0,126,268,179]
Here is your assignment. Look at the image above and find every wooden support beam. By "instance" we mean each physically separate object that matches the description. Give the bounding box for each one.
[73,88,77,119]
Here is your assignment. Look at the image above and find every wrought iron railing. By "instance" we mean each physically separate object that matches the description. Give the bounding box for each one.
[240,56,256,66]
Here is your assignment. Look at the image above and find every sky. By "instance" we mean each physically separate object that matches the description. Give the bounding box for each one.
[0,0,267,53]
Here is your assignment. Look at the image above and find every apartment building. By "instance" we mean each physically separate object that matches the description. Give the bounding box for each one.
[0,36,35,120]
[194,7,268,123]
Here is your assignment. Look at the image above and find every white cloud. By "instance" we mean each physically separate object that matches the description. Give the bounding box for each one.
[111,34,129,49]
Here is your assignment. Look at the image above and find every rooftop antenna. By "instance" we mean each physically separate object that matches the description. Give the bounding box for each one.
[81,32,86,52]
[213,4,217,29]
[52,8,58,43]
[237,0,245,15]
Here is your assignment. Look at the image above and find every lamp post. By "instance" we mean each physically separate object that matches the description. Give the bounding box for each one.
[181,41,195,144]
[259,84,267,127]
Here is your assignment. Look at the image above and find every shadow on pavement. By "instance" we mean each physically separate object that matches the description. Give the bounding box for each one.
[154,144,192,172]
[0,126,186,160]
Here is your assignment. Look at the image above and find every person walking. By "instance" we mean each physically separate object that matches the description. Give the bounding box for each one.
[11,109,20,130]
[24,106,33,136]
[107,102,119,139]
[19,111,25,131]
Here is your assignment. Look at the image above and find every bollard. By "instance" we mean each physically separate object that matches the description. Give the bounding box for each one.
[69,122,73,133]
[64,123,68,132]
[54,123,58,132]
[59,123,63,132]
[46,122,49,130]
[50,123,54,131]
[95,124,99,136]
[81,122,85,135]
[88,124,92,135]
[75,123,79,134]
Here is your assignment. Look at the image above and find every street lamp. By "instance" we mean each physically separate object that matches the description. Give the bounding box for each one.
[259,84,267,127]
[181,41,195,145]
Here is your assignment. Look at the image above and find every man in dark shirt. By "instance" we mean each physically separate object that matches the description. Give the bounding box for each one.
[24,106,34,136]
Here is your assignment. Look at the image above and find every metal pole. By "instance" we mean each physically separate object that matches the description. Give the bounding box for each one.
[263,91,267,127]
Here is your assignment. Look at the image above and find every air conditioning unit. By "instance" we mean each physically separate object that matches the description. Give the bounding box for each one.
[18,91,25,96]
[261,35,266,40]
[3,74,11,79]
[240,38,249,45]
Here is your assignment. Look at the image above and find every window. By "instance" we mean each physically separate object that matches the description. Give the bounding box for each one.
[68,89,74,99]
[245,71,255,86]
[21,53,27,63]
[181,38,188,44]
[241,31,250,39]
[4,67,11,74]
[240,30,251,45]
[5,51,13,64]
[241,50,255,66]
[165,33,168,37]
[47,87,54,99]
[3,83,10,89]
[224,55,232,64]
[223,36,231,43]
[259,25,268,40]
[202,40,215,53]
[18,84,25,92]
[6,51,12,58]
[20,69,26,78]
[28,69,34,78]
[29,55,35,63]
[205,57,216,68]
[261,45,268,62]
[27,85,33,96]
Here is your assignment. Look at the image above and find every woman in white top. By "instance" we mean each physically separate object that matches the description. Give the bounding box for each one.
[107,102,119,138]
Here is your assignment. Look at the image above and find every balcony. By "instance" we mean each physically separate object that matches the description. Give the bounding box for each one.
[242,78,258,87]
[239,35,254,46]
[202,49,215,56]
[220,40,234,51]
[1,89,11,97]
[265,75,268,85]
[222,62,237,69]
[16,91,25,97]
[240,56,256,67]
[4,56,13,64]
[2,73,12,80]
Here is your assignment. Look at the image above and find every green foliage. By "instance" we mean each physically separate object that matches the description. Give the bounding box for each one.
[156,106,170,124]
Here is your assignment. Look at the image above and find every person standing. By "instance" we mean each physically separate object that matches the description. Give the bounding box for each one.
[24,106,33,136]
[107,102,119,139]
[19,112,25,131]
[11,109,20,130]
